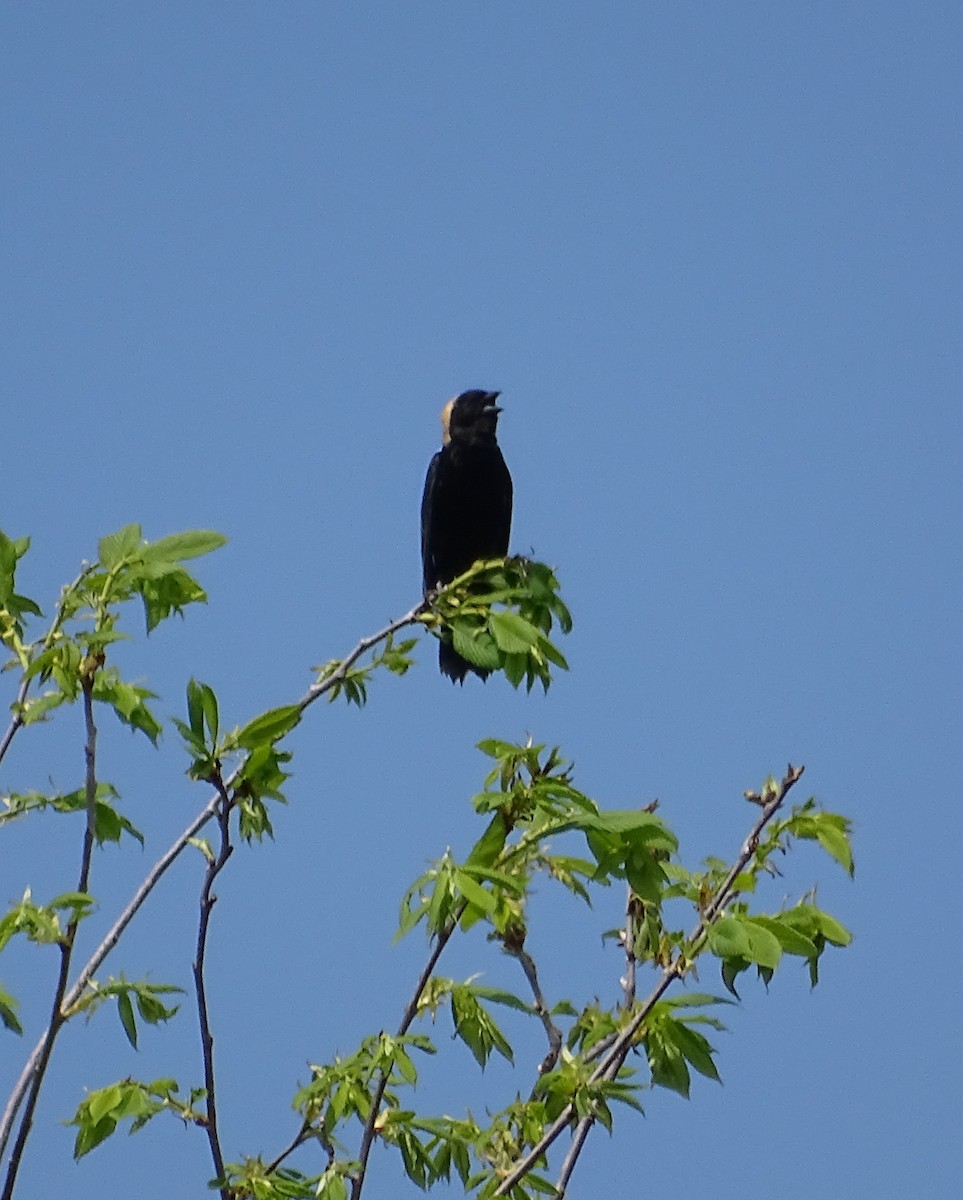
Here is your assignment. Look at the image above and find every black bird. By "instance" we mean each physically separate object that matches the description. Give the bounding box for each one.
[421,389,513,682]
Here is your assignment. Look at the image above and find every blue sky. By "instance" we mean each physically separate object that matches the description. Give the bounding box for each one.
[2,4,961,1197]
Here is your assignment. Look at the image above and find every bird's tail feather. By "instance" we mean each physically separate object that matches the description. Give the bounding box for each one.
[438,639,490,684]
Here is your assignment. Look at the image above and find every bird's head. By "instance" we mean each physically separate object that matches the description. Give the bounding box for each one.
[441,390,503,447]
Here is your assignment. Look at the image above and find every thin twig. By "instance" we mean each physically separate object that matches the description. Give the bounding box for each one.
[348,918,458,1200]
[301,602,427,714]
[621,886,640,1009]
[263,1123,313,1177]
[0,602,427,1171]
[506,941,563,1079]
[193,772,234,1195]
[0,677,29,768]
[495,765,805,1197]
[1,683,101,1200]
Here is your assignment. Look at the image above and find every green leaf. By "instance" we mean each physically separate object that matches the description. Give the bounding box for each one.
[73,1114,117,1159]
[666,1020,720,1083]
[186,677,205,738]
[134,985,180,1025]
[185,677,219,743]
[706,916,752,959]
[18,690,68,725]
[787,807,855,876]
[0,529,28,587]
[117,991,138,1049]
[812,910,852,947]
[741,918,783,970]
[0,530,42,644]
[94,798,144,848]
[624,852,669,903]
[450,625,500,671]
[468,985,531,1014]
[584,810,672,839]
[318,1171,349,1200]
[91,671,161,743]
[814,824,855,877]
[139,567,208,631]
[141,530,227,563]
[200,682,219,742]
[666,993,734,1010]
[488,611,542,654]
[88,1084,124,1125]
[749,914,817,959]
[450,986,514,1069]
[465,813,510,867]
[98,525,143,569]
[646,1028,691,1097]
[454,870,497,916]
[188,837,214,862]
[235,705,301,749]
[0,984,22,1035]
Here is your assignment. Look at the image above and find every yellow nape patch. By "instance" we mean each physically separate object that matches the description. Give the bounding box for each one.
[440,397,456,445]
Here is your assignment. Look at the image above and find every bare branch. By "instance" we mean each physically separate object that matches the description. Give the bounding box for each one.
[505,938,563,1079]
[555,1114,594,1197]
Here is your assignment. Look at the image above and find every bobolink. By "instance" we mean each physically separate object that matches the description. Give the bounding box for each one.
[421,390,513,682]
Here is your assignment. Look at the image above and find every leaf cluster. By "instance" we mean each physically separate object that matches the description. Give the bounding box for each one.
[68,976,181,1050]
[69,1077,206,1159]
[2,524,225,741]
[423,558,571,691]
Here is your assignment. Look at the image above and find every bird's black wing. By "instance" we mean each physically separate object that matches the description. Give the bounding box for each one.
[420,449,443,594]
[491,449,514,558]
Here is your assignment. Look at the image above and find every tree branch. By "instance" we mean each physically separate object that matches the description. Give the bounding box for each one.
[193,772,234,1195]
[505,939,562,1079]
[0,677,29,768]
[1,682,100,1199]
[300,602,427,713]
[555,1114,594,1197]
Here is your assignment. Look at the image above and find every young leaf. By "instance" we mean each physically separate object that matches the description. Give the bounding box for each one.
[117,990,138,1049]
[141,530,227,563]
[488,611,542,654]
[706,916,752,960]
[0,984,23,1035]
[234,705,302,749]
[98,525,143,569]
